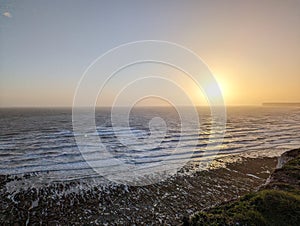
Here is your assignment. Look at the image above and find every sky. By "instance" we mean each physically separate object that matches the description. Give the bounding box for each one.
[0,0,300,107]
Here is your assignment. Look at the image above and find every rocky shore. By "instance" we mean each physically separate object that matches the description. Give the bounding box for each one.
[0,153,278,225]
[185,148,300,226]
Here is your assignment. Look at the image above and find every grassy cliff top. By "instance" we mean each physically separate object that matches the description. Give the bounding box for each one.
[184,148,300,226]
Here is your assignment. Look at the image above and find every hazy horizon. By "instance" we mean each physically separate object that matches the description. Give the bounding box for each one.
[1,103,300,108]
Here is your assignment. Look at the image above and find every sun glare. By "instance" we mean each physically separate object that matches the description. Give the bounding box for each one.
[213,75,231,104]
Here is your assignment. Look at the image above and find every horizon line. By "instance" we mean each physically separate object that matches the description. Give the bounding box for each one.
[0,104,271,109]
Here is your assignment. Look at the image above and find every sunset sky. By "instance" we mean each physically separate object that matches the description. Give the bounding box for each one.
[0,0,299,107]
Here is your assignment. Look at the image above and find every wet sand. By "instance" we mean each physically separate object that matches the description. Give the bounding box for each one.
[0,155,277,225]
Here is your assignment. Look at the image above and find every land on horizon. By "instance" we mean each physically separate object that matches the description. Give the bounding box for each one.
[262,102,300,107]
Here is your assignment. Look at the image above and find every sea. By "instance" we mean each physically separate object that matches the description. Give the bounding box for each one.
[0,106,300,189]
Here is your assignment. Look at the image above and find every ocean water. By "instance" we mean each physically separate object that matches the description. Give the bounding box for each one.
[0,106,299,186]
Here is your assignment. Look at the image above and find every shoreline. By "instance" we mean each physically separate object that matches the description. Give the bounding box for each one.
[0,153,278,225]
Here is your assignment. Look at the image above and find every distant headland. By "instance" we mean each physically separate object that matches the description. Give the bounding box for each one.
[262,102,300,107]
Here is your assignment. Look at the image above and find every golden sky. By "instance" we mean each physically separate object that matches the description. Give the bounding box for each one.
[0,0,299,107]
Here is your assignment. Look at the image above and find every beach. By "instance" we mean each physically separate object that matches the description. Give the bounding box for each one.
[0,154,277,225]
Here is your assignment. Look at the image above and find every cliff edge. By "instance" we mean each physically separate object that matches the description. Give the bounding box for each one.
[184,148,300,226]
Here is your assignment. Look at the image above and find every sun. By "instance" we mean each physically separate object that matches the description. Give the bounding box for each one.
[178,72,231,106]
[215,77,227,97]
[212,74,231,104]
